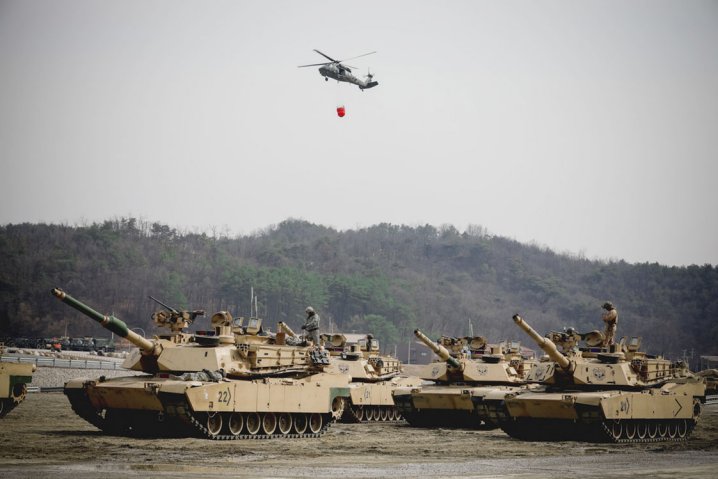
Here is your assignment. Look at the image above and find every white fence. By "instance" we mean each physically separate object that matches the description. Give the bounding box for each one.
[1,355,124,370]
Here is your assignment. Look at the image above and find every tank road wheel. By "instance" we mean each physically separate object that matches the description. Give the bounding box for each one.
[609,420,623,441]
[362,406,372,421]
[693,399,702,420]
[366,406,377,421]
[277,413,293,435]
[331,397,346,421]
[624,421,637,440]
[677,419,688,439]
[10,383,27,404]
[246,412,261,436]
[262,412,277,435]
[380,407,389,421]
[228,413,244,436]
[354,406,365,422]
[636,421,648,440]
[647,421,658,439]
[667,421,678,439]
[293,413,308,434]
[308,413,323,434]
[658,422,668,438]
[373,406,382,421]
[206,412,223,437]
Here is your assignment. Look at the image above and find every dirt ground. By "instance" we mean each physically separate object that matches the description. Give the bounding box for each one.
[1,393,716,479]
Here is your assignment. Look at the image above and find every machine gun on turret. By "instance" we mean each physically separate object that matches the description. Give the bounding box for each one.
[149,295,205,333]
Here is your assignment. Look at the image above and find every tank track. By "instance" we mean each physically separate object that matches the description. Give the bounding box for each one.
[178,407,332,440]
[598,418,697,443]
[499,417,698,443]
[0,384,28,418]
[395,394,495,428]
[400,409,494,429]
[64,388,110,431]
[341,404,403,423]
[0,398,18,418]
[160,392,333,439]
[66,388,331,439]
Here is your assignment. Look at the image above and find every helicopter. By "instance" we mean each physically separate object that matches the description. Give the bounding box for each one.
[299,49,379,90]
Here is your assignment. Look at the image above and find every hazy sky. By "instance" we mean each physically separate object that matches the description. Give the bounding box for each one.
[1,1,716,266]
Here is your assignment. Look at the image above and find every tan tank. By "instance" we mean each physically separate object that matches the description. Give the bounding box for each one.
[0,343,36,418]
[321,331,422,422]
[392,329,533,428]
[484,314,706,442]
[53,288,351,439]
[277,322,419,421]
[696,369,718,395]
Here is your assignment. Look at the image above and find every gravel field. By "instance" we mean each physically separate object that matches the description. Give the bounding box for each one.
[1,390,716,479]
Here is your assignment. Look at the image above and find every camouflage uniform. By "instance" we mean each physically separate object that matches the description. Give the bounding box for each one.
[303,307,321,345]
[601,302,618,346]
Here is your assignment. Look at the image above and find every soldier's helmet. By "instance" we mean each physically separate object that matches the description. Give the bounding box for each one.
[305,306,315,314]
[602,302,614,310]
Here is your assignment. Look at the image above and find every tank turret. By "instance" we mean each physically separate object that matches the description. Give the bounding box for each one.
[52,288,351,440]
[510,313,695,387]
[414,329,461,369]
[486,312,707,443]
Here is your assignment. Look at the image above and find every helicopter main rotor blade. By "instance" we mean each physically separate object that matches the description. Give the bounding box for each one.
[339,51,376,62]
[298,62,331,68]
[313,49,339,63]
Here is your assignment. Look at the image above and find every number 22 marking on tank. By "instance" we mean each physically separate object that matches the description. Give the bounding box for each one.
[218,388,232,405]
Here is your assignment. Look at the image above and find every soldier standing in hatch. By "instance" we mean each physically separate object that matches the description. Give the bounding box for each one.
[302,306,321,346]
[601,302,618,347]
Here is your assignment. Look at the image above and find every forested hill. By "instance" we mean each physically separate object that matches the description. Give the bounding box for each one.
[1,218,716,360]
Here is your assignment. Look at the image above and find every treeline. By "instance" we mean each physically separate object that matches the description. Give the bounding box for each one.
[1,218,716,360]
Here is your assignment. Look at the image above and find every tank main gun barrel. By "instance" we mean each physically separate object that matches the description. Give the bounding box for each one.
[277,321,298,338]
[414,329,462,369]
[512,314,571,370]
[51,288,157,354]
